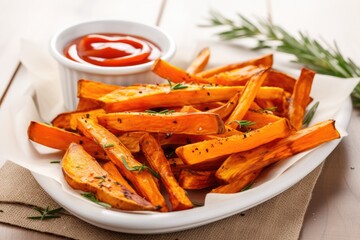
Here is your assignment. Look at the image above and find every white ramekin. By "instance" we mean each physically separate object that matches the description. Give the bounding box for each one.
[50,20,176,110]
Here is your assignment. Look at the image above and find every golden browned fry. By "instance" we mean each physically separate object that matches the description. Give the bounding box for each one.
[52,109,105,130]
[196,54,273,78]
[77,79,121,100]
[98,112,225,135]
[77,117,168,212]
[186,47,211,74]
[178,169,217,190]
[117,132,147,153]
[211,170,261,194]
[288,68,315,130]
[140,133,193,211]
[76,98,102,111]
[152,58,211,84]
[226,69,270,128]
[28,121,107,160]
[216,120,340,183]
[62,143,155,211]
[206,65,265,86]
[242,110,281,130]
[98,84,284,113]
[208,92,240,120]
[175,118,291,166]
[101,161,136,194]
[263,69,297,93]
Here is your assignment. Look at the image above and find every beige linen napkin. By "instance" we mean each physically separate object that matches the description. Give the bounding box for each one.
[0,161,322,240]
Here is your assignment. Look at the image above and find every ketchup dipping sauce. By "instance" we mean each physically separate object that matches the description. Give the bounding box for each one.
[64,33,161,67]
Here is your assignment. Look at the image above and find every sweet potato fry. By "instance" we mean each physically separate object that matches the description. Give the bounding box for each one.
[99,84,284,112]
[101,161,136,194]
[196,54,273,78]
[264,69,296,93]
[152,58,211,84]
[62,143,155,211]
[242,110,281,130]
[52,109,105,130]
[206,66,265,86]
[207,92,240,120]
[28,121,107,160]
[77,79,121,100]
[216,120,340,183]
[76,98,101,111]
[226,69,270,128]
[288,68,315,130]
[176,118,291,166]
[178,169,217,189]
[77,117,168,211]
[98,112,225,135]
[140,133,193,211]
[117,132,146,153]
[211,170,261,194]
[186,47,211,74]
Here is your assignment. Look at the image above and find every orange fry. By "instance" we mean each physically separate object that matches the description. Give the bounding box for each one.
[216,120,340,183]
[176,118,291,166]
[178,169,217,190]
[186,47,211,74]
[288,68,315,130]
[140,133,193,211]
[77,117,168,212]
[196,54,273,78]
[98,112,225,135]
[28,121,108,160]
[102,161,136,194]
[211,170,261,194]
[152,58,211,84]
[226,68,270,128]
[206,65,265,86]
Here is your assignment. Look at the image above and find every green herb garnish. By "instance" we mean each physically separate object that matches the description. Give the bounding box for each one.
[81,192,111,208]
[94,175,106,184]
[167,79,188,91]
[121,156,160,179]
[50,161,61,164]
[145,109,175,114]
[27,206,62,220]
[229,120,256,132]
[303,101,320,127]
[202,11,360,107]
[102,143,114,149]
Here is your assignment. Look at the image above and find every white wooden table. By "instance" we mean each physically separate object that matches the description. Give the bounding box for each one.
[0,0,359,239]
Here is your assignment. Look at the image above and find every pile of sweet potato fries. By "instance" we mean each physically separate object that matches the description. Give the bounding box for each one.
[27,48,340,212]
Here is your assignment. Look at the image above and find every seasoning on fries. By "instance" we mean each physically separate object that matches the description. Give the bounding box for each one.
[27,49,341,212]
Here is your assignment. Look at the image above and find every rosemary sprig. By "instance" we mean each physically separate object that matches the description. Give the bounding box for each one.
[102,143,114,149]
[229,120,256,132]
[81,192,111,208]
[145,109,175,114]
[27,206,63,220]
[167,79,188,90]
[303,101,320,127]
[121,156,160,179]
[203,11,360,107]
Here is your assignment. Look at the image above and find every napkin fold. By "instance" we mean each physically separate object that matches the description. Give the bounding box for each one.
[0,161,322,240]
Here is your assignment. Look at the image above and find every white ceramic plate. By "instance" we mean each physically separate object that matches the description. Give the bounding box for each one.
[32,97,352,234]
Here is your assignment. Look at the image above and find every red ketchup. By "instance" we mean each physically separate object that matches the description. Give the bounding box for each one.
[64,33,161,67]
